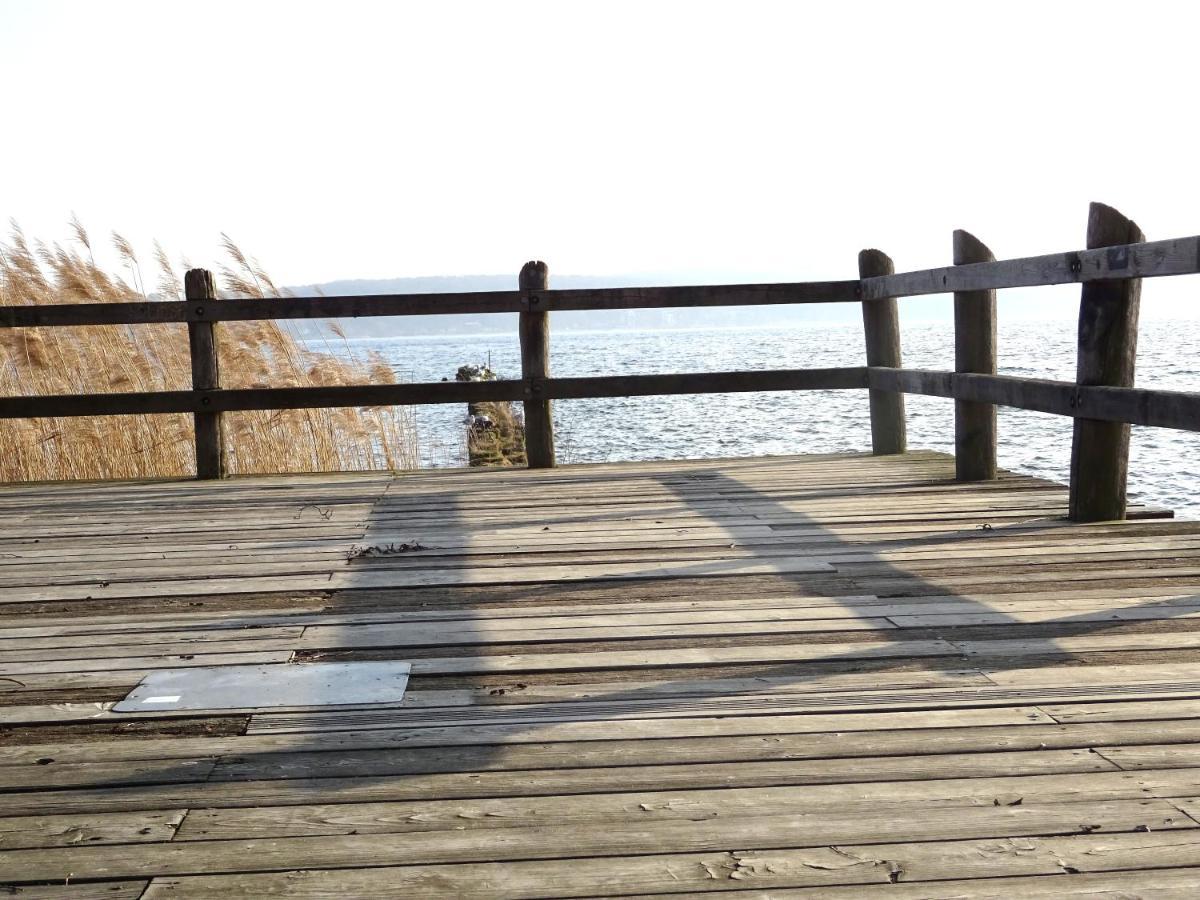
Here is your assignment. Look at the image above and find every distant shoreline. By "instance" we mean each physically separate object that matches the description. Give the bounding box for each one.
[308,315,1168,344]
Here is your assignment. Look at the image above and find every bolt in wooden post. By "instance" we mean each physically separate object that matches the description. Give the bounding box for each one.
[519,260,555,468]
[1068,202,1143,521]
[184,269,225,480]
[858,249,906,454]
[953,230,997,481]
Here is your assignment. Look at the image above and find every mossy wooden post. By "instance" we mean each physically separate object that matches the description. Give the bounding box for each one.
[1069,203,1143,521]
[858,249,906,454]
[519,260,555,468]
[953,230,997,480]
[185,269,225,479]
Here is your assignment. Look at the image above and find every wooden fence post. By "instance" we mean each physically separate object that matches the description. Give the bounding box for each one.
[953,230,998,480]
[184,269,225,480]
[1068,203,1143,521]
[858,249,906,454]
[519,260,555,468]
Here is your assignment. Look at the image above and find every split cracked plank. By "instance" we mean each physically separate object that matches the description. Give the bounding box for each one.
[0,809,185,850]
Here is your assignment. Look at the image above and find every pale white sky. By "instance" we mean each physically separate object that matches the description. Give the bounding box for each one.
[1,0,1197,311]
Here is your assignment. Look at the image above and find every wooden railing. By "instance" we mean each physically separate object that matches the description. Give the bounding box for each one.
[2,202,1197,521]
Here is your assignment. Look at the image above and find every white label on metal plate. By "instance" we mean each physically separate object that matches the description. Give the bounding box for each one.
[142,695,181,704]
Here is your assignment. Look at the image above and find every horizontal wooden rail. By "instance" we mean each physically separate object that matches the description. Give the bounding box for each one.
[1,234,1197,330]
[0,381,525,419]
[0,368,868,419]
[869,368,1200,433]
[0,282,860,328]
[861,234,1200,301]
[543,368,867,399]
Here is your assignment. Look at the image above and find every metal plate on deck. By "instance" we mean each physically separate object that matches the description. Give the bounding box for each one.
[113,661,411,714]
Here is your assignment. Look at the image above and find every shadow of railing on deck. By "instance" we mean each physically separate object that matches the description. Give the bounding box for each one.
[22,457,1200,869]
[283,456,1200,779]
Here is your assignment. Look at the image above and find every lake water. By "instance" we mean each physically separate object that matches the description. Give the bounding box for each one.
[346,319,1200,519]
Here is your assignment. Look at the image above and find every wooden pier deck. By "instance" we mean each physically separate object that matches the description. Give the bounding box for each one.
[4,450,1200,896]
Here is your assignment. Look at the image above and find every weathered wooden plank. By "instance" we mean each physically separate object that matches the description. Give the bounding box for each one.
[954,631,1200,658]
[7,883,149,900]
[4,585,1173,636]
[21,521,1189,571]
[397,638,956,676]
[75,770,1200,840]
[78,766,1200,827]
[0,809,185,850]
[57,517,1178,567]
[0,757,217,791]
[0,707,1048,766]
[0,702,115,727]
[169,791,1184,844]
[1044,698,1200,724]
[0,650,292,676]
[205,719,1200,784]
[889,604,1200,627]
[0,747,1118,817]
[10,515,1164,571]
[293,615,895,651]
[0,555,841,601]
[1095,742,1200,770]
[0,800,1178,882]
[243,680,1200,735]
[0,596,886,639]
[700,873,1200,900]
[988,663,1200,688]
[141,864,1200,900]
[0,637,300,664]
[714,868,1200,899]
[0,626,306,653]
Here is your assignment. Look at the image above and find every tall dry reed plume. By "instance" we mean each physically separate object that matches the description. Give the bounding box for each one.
[0,221,419,481]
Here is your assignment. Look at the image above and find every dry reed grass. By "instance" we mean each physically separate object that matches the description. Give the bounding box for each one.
[0,222,419,481]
